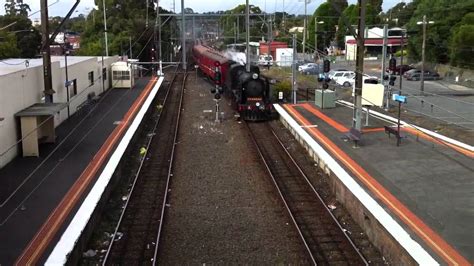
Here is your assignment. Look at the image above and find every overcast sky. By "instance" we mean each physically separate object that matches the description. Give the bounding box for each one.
[0,0,408,19]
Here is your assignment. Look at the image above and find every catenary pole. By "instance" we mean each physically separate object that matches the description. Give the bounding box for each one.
[246,0,250,72]
[41,0,54,103]
[181,0,186,70]
[292,34,297,104]
[353,0,366,131]
[102,0,108,56]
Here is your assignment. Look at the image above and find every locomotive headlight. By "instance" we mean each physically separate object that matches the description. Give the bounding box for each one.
[252,73,259,79]
[256,102,261,107]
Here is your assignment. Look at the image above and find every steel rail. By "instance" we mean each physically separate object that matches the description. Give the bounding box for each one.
[246,122,368,265]
[152,72,188,266]
[102,66,180,265]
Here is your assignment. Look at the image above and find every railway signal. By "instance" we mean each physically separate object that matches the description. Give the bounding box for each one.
[323,59,330,73]
[389,58,396,72]
[389,76,396,86]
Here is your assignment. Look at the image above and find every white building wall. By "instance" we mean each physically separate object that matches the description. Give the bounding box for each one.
[0,56,117,169]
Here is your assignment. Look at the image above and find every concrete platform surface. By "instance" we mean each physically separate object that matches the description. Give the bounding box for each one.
[282,102,473,265]
[0,78,153,264]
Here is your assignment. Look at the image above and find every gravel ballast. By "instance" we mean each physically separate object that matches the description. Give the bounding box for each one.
[157,74,309,264]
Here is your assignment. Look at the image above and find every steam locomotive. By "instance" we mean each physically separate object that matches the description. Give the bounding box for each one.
[192,43,273,121]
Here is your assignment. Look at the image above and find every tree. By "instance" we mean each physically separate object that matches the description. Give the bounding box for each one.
[0,32,21,59]
[450,12,474,68]
[380,2,416,27]
[367,0,383,15]
[4,0,30,16]
[407,0,474,64]
[334,3,379,49]
[1,1,40,58]
[219,4,263,45]
[308,2,342,52]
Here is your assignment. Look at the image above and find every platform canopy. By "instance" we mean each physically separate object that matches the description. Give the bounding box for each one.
[15,103,67,117]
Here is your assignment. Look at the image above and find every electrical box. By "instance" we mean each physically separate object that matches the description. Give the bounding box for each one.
[315,89,336,108]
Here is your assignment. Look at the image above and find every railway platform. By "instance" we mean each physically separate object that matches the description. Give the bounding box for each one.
[276,102,473,265]
[0,77,158,264]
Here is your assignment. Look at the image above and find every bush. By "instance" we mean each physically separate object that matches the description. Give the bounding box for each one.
[272,80,292,100]
[395,49,409,57]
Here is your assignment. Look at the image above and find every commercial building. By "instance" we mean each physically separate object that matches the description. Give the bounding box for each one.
[345,27,407,60]
[0,56,117,168]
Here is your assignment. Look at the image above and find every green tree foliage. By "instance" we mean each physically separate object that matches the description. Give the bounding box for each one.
[4,0,30,16]
[76,0,173,61]
[307,2,342,52]
[367,0,383,14]
[380,2,416,27]
[0,0,41,58]
[0,32,20,59]
[219,4,262,45]
[334,3,379,49]
[450,12,474,68]
[407,0,474,64]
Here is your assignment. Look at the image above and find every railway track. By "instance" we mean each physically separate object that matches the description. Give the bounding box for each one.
[103,68,187,265]
[247,122,368,265]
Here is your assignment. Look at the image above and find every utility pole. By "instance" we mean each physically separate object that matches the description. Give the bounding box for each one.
[181,0,186,70]
[234,21,237,44]
[129,36,132,58]
[40,0,54,103]
[353,0,366,131]
[246,0,250,72]
[292,34,297,104]
[418,15,433,94]
[381,24,388,81]
[102,0,109,56]
[314,16,318,58]
[268,16,273,59]
[237,16,240,42]
[303,0,307,57]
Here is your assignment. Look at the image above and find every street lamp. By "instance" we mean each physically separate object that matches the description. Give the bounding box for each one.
[314,19,324,59]
[417,15,434,94]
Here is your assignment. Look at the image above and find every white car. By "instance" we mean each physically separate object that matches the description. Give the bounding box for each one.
[258,54,273,66]
[336,73,379,87]
[330,71,355,84]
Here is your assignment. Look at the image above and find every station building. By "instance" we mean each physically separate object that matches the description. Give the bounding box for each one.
[0,56,118,168]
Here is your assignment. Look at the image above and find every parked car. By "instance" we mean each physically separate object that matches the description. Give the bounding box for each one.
[406,71,441,81]
[336,73,379,87]
[327,69,349,79]
[258,54,273,67]
[330,71,355,83]
[386,64,414,75]
[403,69,421,78]
[299,63,321,75]
[298,63,318,72]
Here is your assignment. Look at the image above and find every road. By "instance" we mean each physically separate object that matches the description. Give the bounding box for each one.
[333,60,474,130]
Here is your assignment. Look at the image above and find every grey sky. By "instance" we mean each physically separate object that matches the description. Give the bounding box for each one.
[0,0,409,19]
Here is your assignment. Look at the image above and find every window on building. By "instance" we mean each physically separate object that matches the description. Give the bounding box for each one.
[88,71,94,85]
[70,79,77,97]
[102,68,107,81]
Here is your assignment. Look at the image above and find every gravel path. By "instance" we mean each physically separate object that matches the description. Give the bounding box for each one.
[157,74,309,264]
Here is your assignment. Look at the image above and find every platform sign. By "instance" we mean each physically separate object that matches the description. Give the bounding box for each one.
[392,94,407,103]
[278,91,283,100]
[64,80,74,87]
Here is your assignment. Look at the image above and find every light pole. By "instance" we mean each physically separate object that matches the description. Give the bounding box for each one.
[314,19,324,59]
[417,15,434,94]
[102,0,109,56]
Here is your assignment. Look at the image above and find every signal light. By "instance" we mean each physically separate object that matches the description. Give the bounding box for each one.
[214,71,221,84]
[323,59,330,73]
[389,58,396,71]
[389,75,397,86]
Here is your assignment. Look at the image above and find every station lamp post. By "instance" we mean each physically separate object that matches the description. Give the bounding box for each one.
[314,19,324,59]
[417,15,434,94]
